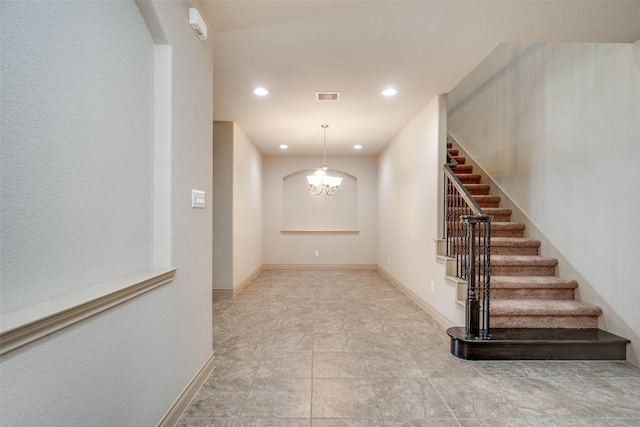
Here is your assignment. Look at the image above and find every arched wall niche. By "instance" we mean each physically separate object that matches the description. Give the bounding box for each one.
[282,169,357,232]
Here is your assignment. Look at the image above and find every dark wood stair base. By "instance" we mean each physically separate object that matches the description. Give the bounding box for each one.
[447,327,630,361]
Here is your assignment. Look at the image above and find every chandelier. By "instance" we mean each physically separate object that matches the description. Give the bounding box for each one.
[307,124,343,196]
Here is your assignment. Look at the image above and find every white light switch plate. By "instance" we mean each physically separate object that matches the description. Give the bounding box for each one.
[192,189,205,208]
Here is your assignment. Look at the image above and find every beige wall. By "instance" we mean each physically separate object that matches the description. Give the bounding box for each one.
[232,123,264,286]
[213,122,233,290]
[263,155,377,266]
[213,122,263,290]
[377,95,463,327]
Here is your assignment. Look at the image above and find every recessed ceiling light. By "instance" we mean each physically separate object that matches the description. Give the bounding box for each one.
[279,144,288,149]
[382,88,397,97]
[253,87,269,96]
[354,145,363,150]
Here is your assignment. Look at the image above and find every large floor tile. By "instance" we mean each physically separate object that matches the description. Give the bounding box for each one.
[312,379,382,419]
[313,352,368,379]
[311,420,384,427]
[256,351,313,378]
[241,378,312,419]
[181,375,252,419]
[430,377,524,418]
[544,377,640,418]
[369,377,454,419]
[236,419,311,427]
[492,377,595,418]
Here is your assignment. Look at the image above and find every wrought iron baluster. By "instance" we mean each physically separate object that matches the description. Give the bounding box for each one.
[443,145,492,340]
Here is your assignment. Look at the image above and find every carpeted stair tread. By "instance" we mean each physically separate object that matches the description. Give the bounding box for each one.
[464,184,491,195]
[483,208,512,215]
[489,222,526,237]
[491,255,558,267]
[473,195,501,207]
[492,222,525,230]
[452,165,473,174]
[491,299,602,316]
[491,276,578,299]
[482,207,512,222]
[490,238,541,255]
[448,149,459,156]
[491,238,541,248]
[491,276,578,289]
[453,156,466,164]
[455,174,481,184]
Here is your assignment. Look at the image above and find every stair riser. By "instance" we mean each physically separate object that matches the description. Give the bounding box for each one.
[447,227,524,237]
[448,246,539,256]
[491,265,556,276]
[467,188,490,195]
[447,201,498,210]
[488,213,512,222]
[476,199,500,208]
[460,260,556,277]
[492,289,575,300]
[491,316,598,329]
[453,156,466,164]
[448,184,490,195]
[452,165,473,174]
[489,230,525,238]
[491,247,539,256]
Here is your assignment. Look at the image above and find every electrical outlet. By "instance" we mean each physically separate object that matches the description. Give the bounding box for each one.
[387,257,391,265]
[315,250,319,257]
[250,257,254,264]
[430,281,435,293]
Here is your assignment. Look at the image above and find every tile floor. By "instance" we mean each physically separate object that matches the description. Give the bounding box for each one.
[177,269,640,427]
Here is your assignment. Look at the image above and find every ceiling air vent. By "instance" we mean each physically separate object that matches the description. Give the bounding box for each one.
[316,91,341,101]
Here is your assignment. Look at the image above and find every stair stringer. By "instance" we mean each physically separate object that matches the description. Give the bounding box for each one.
[447,134,640,367]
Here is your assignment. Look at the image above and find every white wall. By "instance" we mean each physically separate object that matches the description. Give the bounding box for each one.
[213,122,263,291]
[1,0,154,313]
[377,95,463,326]
[232,123,264,286]
[213,122,233,290]
[0,1,213,425]
[263,155,377,266]
[447,42,640,349]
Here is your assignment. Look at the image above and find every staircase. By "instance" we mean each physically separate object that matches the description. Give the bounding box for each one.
[445,137,630,360]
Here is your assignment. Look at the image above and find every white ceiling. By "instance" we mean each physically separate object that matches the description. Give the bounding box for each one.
[201,1,640,156]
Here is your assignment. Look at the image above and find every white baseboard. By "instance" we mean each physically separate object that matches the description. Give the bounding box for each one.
[212,288,233,298]
[212,266,263,298]
[157,351,215,427]
[262,264,377,270]
[233,266,263,296]
[376,266,455,331]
